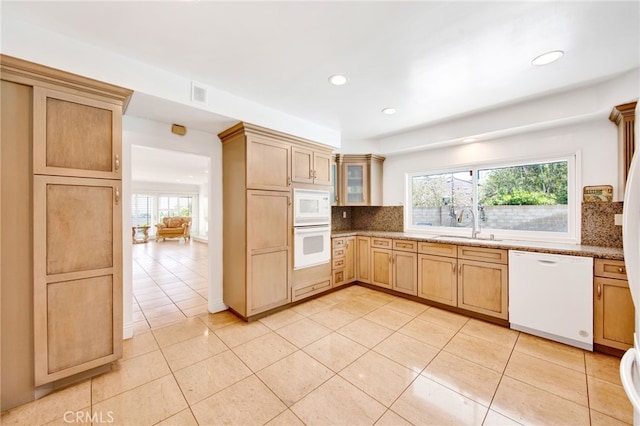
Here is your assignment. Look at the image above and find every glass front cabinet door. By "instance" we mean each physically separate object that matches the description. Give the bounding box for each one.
[344,163,367,205]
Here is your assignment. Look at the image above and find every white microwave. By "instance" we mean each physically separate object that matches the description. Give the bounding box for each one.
[293,188,331,226]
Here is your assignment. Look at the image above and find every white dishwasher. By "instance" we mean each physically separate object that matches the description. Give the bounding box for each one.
[509,250,594,350]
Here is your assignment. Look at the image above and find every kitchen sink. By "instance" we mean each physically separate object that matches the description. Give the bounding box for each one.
[433,235,503,243]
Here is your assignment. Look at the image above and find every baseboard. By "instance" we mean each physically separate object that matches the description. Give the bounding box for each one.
[123,322,133,340]
[192,235,208,243]
[208,299,227,313]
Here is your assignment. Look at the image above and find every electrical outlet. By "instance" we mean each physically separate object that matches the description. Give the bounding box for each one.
[342,211,347,219]
[615,214,623,226]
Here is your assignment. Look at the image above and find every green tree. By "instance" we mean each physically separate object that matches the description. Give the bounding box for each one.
[479,162,568,206]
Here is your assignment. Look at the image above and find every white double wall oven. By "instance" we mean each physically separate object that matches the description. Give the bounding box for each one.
[293,188,331,270]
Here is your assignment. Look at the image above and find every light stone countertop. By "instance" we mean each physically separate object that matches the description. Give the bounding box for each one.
[331,230,624,260]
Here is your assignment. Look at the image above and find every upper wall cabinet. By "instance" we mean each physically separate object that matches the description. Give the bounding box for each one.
[292,146,332,186]
[247,135,291,191]
[610,101,636,199]
[333,154,385,206]
[33,87,123,179]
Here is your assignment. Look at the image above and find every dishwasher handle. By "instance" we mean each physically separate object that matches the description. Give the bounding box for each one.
[537,259,558,266]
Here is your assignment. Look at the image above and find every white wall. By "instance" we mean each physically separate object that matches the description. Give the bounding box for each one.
[1,18,341,147]
[122,116,225,339]
[380,69,639,211]
[198,181,210,240]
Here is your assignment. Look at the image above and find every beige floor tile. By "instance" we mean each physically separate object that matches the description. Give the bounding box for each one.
[122,331,159,360]
[199,309,242,331]
[191,375,287,425]
[418,306,469,331]
[173,350,252,404]
[181,303,209,317]
[91,350,170,403]
[303,332,369,372]
[310,305,360,330]
[586,351,623,385]
[460,318,519,348]
[491,376,590,425]
[340,351,418,406]
[334,298,385,317]
[214,319,271,347]
[133,285,162,295]
[291,375,386,426]
[91,375,188,426]
[257,350,334,406]
[42,407,91,425]
[0,380,90,426]
[134,290,168,302]
[154,408,198,426]
[151,316,210,347]
[290,297,333,316]
[590,409,632,426]
[482,410,522,425]
[384,297,429,316]
[144,303,182,319]
[375,410,413,426]
[423,351,502,406]
[588,375,633,424]
[364,307,414,330]
[131,309,146,322]
[373,332,439,373]
[275,317,332,348]
[162,332,228,371]
[259,308,305,330]
[505,351,588,406]
[138,296,174,310]
[514,333,585,373]
[398,317,457,349]
[175,296,207,310]
[169,291,201,303]
[444,332,512,372]
[391,375,488,425]
[265,409,306,426]
[338,317,394,348]
[355,290,398,306]
[147,311,187,329]
[232,332,298,372]
[132,319,151,334]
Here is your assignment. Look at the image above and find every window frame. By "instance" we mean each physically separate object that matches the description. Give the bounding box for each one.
[404,153,580,244]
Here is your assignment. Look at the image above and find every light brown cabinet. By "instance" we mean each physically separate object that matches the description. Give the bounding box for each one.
[457,246,508,320]
[247,135,292,191]
[331,236,356,288]
[418,243,458,306]
[1,55,131,404]
[392,240,418,295]
[594,259,634,350]
[370,238,393,289]
[610,102,636,198]
[333,154,385,206]
[292,146,332,186]
[356,236,371,283]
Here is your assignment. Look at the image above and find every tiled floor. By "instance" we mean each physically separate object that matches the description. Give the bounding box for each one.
[131,240,209,331]
[2,285,633,425]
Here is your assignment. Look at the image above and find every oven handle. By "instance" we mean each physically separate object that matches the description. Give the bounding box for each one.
[294,225,331,234]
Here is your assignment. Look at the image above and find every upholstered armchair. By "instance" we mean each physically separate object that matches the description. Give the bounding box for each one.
[155,216,191,242]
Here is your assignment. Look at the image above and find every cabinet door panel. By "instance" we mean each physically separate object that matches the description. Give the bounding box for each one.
[418,254,457,306]
[247,190,290,251]
[344,236,356,283]
[313,152,332,186]
[393,251,417,295]
[356,237,371,283]
[594,277,634,350]
[247,136,291,191]
[343,163,368,205]
[34,87,121,179]
[371,248,392,289]
[249,250,289,315]
[292,146,313,183]
[458,260,508,319]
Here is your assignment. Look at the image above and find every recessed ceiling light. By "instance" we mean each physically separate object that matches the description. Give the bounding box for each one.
[328,74,348,86]
[463,138,477,143]
[531,50,564,66]
[381,107,397,115]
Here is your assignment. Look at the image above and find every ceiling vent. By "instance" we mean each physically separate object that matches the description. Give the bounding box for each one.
[191,82,208,105]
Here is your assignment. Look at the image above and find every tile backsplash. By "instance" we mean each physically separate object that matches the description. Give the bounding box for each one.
[332,206,404,232]
[581,202,623,248]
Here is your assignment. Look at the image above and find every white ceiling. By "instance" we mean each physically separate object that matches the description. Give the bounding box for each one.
[131,145,210,185]
[4,1,639,143]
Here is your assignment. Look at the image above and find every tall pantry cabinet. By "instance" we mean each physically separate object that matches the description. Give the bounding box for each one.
[1,55,131,409]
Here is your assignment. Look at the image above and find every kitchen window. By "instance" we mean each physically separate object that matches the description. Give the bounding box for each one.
[406,156,577,242]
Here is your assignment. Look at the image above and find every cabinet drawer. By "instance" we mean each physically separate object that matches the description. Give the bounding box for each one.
[595,259,627,280]
[458,246,508,264]
[418,242,457,258]
[371,237,392,249]
[292,280,331,302]
[333,269,346,287]
[393,239,417,253]
[332,238,346,249]
[333,247,345,258]
[332,258,345,269]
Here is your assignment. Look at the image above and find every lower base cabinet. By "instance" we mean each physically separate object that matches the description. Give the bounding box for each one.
[594,259,634,350]
[418,253,457,306]
[457,259,508,320]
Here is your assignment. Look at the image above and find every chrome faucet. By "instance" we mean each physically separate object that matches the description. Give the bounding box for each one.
[457,206,479,239]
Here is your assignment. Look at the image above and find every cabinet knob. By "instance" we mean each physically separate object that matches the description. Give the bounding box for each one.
[597,283,602,299]
[115,187,120,204]
[114,155,120,171]
[619,267,625,273]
